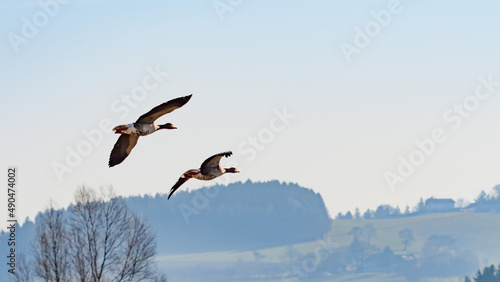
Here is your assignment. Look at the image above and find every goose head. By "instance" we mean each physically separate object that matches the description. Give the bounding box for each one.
[159,123,177,130]
[225,167,240,173]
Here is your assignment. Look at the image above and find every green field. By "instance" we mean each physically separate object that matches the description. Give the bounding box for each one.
[157,212,500,280]
[323,213,500,259]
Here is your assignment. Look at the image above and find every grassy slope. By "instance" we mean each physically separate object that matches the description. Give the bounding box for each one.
[337,212,500,263]
[157,212,500,279]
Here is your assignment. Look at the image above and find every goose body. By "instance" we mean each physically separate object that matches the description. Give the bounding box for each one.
[168,151,240,199]
[108,94,192,167]
[113,123,159,136]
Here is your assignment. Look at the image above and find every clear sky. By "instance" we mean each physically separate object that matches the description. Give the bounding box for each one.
[1,0,500,224]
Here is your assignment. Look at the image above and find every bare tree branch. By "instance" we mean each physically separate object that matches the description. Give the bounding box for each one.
[69,186,158,282]
[32,201,71,282]
[11,253,33,282]
[30,187,160,282]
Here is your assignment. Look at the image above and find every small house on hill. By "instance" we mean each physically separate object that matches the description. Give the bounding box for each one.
[424,198,455,213]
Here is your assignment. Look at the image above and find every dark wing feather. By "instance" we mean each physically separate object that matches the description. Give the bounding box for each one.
[200,151,232,175]
[136,94,192,123]
[108,135,140,167]
[168,177,190,200]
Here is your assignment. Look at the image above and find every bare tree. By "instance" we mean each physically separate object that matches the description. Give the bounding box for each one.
[116,215,157,281]
[12,253,34,282]
[68,220,90,282]
[70,186,157,282]
[29,187,160,282]
[363,223,377,245]
[399,228,414,251]
[152,273,168,282]
[348,226,363,241]
[70,187,100,281]
[32,201,71,282]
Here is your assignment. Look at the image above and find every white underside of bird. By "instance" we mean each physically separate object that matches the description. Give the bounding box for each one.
[113,123,159,136]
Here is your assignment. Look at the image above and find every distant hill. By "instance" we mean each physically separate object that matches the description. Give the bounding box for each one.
[126,180,332,254]
[0,180,331,280]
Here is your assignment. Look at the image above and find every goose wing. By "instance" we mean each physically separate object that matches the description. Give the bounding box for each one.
[136,94,192,123]
[108,135,139,167]
[200,151,232,175]
[168,176,190,200]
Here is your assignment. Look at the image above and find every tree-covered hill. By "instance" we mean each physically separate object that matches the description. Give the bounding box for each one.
[126,180,332,254]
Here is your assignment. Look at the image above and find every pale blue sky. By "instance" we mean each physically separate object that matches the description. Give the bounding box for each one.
[2,0,500,223]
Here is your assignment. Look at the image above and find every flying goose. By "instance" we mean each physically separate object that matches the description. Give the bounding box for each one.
[168,151,240,199]
[108,94,192,167]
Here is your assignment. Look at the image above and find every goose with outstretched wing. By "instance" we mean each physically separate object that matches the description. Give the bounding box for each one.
[168,151,240,199]
[108,94,192,167]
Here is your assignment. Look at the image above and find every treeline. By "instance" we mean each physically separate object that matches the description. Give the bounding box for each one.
[337,185,500,220]
[337,204,410,220]
[467,186,500,213]
[337,197,439,220]
[464,264,500,282]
